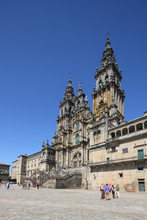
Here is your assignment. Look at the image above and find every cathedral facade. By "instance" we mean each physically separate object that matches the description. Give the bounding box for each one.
[11,37,147,192]
[52,36,125,171]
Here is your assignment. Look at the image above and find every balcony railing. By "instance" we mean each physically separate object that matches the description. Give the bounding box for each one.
[89,154,147,167]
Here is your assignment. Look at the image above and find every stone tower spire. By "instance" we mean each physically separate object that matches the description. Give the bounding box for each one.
[64,75,74,100]
[92,35,125,125]
[77,81,83,96]
[100,34,118,71]
[57,75,75,133]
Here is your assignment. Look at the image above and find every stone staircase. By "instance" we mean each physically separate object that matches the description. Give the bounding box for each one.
[42,169,82,189]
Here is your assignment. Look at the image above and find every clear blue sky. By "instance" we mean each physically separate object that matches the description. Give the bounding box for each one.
[0,0,147,166]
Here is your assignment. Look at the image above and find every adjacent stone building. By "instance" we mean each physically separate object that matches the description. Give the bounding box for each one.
[0,162,10,182]
[11,36,147,191]
[11,141,55,184]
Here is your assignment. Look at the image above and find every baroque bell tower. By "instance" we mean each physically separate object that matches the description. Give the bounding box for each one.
[92,35,125,126]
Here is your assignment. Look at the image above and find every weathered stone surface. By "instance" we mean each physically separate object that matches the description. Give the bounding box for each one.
[0,185,146,220]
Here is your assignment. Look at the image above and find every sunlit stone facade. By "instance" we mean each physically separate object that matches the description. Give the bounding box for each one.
[0,162,10,182]
[11,37,147,191]
[11,142,55,184]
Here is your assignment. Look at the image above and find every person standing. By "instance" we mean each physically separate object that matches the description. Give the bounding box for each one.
[116,184,120,198]
[6,182,10,189]
[27,182,31,190]
[112,185,116,199]
[104,184,110,200]
[36,182,40,189]
[100,184,105,199]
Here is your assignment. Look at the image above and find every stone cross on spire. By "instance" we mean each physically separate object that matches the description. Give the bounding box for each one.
[67,73,72,87]
[78,80,81,89]
[77,80,83,96]
[105,33,111,50]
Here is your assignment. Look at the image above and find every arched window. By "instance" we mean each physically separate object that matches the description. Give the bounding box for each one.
[111,132,115,139]
[144,121,147,129]
[97,130,101,143]
[75,121,80,131]
[136,123,143,131]
[122,128,128,136]
[116,130,121,137]
[105,75,109,83]
[97,130,101,135]
[129,126,135,133]
[99,79,103,88]
[93,131,97,135]
[117,80,120,87]
[93,132,96,144]
[61,109,63,116]
[75,134,80,144]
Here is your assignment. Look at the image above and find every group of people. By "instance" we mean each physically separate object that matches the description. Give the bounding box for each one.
[21,182,40,189]
[0,181,10,189]
[22,182,31,190]
[100,184,120,200]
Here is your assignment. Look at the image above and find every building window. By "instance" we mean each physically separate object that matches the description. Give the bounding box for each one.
[111,146,116,152]
[75,134,79,144]
[136,123,143,131]
[75,122,80,131]
[138,179,145,192]
[61,109,63,116]
[106,157,110,164]
[129,126,135,133]
[98,130,101,135]
[122,148,128,153]
[105,75,109,83]
[116,130,121,137]
[119,173,123,177]
[137,164,144,170]
[99,79,103,88]
[122,128,128,136]
[138,149,144,160]
[74,161,77,168]
[93,132,96,144]
[111,132,115,139]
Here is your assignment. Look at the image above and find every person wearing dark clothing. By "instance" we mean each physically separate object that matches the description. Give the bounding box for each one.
[100,184,105,199]
[112,185,116,199]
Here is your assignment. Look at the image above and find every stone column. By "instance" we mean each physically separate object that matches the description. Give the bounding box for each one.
[81,146,84,166]
[85,148,87,165]
[56,150,58,169]
[66,149,69,168]
[118,93,120,112]
[84,146,87,165]
[62,150,64,168]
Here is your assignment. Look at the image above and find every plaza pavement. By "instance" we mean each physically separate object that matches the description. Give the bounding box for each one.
[0,184,146,220]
